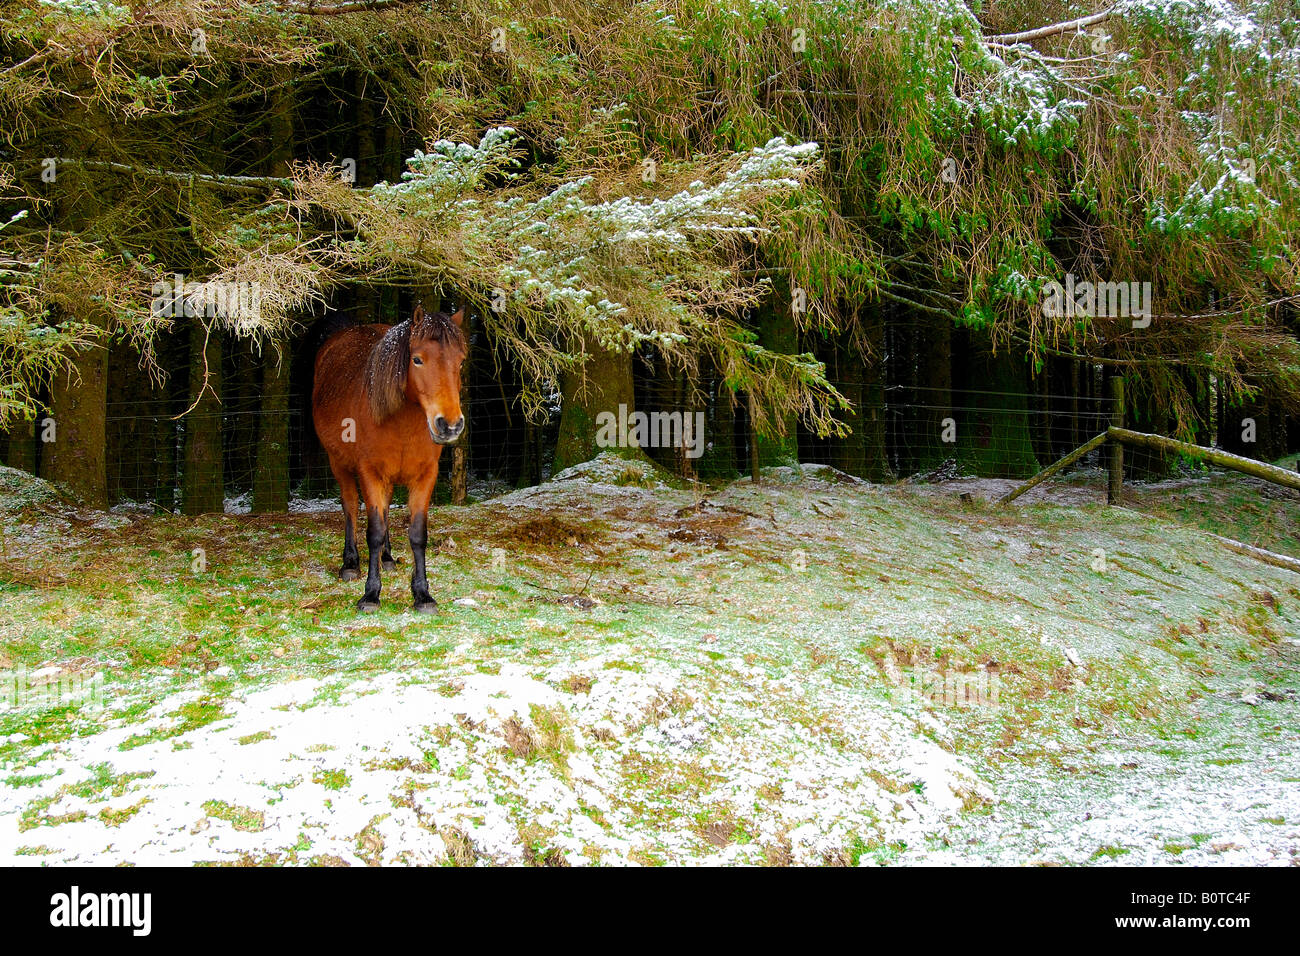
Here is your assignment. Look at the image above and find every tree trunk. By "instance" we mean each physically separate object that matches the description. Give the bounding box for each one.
[828,336,865,477]
[40,94,110,507]
[353,73,380,323]
[699,364,737,479]
[182,324,225,515]
[754,301,798,467]
[914,312,952,472]
[554,338,636,473]
[1069,358,1082,451]
[5,419,37,474]
[41,331,109,507]
[954,328,1039,478]
[860,308,892,482]
[450,313,472,504]
[251,76,295,512]
[1126,381,1176,479]
[253,349,291,512]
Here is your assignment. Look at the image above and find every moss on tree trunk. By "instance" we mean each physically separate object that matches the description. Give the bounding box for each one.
[554,338,638,474]
[40,334,109,507]
[954,328,1039,478]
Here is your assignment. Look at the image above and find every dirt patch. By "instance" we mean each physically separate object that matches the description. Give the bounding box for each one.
[502,717,535,759]
[503,516,599,548]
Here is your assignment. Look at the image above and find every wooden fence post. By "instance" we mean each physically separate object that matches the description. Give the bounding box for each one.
[1108,376,1124,505]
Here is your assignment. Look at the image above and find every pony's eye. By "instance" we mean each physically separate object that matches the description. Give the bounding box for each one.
[412,356,423,366]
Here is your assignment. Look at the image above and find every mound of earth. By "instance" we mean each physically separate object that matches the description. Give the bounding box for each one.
[0,465,70,514]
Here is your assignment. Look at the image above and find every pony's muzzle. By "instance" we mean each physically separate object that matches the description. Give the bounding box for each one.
[430,414,465,444]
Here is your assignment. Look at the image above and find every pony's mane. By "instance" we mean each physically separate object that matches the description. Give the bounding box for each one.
[364,308,466,423]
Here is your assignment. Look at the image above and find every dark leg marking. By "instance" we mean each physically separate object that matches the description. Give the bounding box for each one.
[358,504,385,612]
[381,505,398,572]
[409,509,436,613]
[341,509,361,581]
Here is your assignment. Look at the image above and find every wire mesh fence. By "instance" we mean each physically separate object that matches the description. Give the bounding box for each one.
[34,380,1125,512]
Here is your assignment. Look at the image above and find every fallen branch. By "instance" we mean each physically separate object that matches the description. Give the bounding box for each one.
[998,431,1109,504]
[22,160,289,196]
[985,9,1114,45]
[1106,426,1300,494]
[1205,533,1300,576]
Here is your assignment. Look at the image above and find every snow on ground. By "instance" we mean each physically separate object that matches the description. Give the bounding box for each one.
[2,464,1298,865]
[1,657,985,866]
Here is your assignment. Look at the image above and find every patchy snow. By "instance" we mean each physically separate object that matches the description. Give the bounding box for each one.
[2,466,1296,865]
[0,659,986,866]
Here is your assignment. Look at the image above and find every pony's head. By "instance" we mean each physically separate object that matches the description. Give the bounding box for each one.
[366,304,467,443]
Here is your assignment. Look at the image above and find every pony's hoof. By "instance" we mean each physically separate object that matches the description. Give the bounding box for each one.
[382,559,398,572]
[413,600,437,614]
[356,598,380,613]
[339,568,360,582]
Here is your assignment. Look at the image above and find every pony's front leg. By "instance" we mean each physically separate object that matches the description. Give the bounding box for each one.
[358,502,387,612]
[357,472,391,612]
[407,473,438,613]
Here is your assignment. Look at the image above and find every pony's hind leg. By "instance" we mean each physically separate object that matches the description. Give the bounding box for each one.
[357,470,391,612]
[333,466,361,581]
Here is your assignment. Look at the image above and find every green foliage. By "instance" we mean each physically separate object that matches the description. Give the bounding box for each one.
[0,0,1297,434]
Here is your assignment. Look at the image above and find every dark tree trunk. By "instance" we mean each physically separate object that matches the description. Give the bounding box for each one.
[253,349,291,512]
[1126,383,1175,479]
[860,308,892,482]
[554,338,636,473]
[450,314,472,504]
[754,301,798,467]
[353,73,380,323]
[700,366,737,479]
[41,331,109,507]
[828,334,866,478]
[915,312,952,472]
[251,77,295,512]
[182,324,225,515]
[3,420,36,473]
[953,328,1039,478]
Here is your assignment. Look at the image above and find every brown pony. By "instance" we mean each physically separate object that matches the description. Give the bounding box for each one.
[312,304,466,612]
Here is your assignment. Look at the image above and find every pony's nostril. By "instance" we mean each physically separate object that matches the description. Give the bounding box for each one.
[450,416,465,434]
[433,415,447,433]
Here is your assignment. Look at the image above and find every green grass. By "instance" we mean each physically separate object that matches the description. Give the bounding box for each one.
[203,799,266,832]
[2,465,1298,865]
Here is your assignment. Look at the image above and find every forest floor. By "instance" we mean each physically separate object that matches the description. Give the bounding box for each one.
[1,456,1297,866]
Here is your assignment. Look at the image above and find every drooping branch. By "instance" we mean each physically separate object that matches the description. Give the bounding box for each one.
[20,160,289,196]
[984,9,1115,45]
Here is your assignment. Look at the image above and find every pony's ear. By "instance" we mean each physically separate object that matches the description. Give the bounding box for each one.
[449,305,465,327]
[413,303,426,323]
